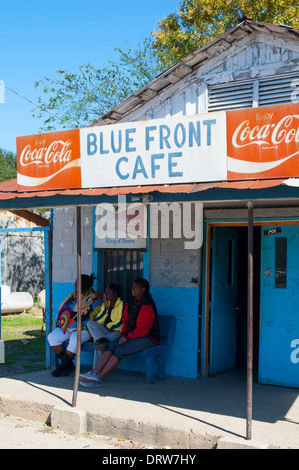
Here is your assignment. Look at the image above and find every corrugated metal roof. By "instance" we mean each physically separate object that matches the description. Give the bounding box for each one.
[89,19,299,128]
[0,178,287,203]
[204,179,287,190]
[0,179,197,200]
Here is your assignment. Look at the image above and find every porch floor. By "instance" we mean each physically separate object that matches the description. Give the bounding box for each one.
[0,367,298,449]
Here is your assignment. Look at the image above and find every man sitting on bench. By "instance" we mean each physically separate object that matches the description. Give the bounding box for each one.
[79,277,160,387]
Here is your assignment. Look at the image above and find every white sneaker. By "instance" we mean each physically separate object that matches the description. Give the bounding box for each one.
[79,369,102,387]
[79,369,101,383]
[79,379,102,388]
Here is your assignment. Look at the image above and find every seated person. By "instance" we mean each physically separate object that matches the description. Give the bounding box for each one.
[48,273,101,377]
[79,277,160,387]
[86,283,123,369]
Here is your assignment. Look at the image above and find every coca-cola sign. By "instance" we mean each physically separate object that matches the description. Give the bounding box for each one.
[227,103,299,180]
[16,103,299,192]
[17,129,81,191]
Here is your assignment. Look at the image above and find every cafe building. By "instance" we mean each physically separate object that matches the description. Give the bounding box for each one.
[3,19,299,389]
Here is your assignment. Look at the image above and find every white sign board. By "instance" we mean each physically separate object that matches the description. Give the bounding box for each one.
[81,113,227,188]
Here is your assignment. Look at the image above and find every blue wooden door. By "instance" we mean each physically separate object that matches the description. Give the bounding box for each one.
[259,224,299,387]
[209,227,239,375]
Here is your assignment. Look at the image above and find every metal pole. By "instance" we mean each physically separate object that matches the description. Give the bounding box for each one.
[246,201,254,440]
[72,206,82,408]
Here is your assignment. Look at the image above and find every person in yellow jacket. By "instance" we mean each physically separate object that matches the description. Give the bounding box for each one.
[86,283,123,370]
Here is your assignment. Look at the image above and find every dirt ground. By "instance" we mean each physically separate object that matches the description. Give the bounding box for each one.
[0,413,148,449]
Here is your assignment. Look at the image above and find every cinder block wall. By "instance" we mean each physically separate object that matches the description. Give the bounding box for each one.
[52,207,94,284]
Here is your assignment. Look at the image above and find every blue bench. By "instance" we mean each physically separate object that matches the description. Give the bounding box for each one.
[59,315,177,384]
[131,315,177,384]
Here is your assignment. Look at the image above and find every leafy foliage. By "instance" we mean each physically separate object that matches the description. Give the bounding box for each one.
[33,39,164,131]
[152,0,299,67]
[0,148,17,182]
[33,0,299,130]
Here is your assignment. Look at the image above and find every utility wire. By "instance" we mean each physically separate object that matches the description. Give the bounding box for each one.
[0,81,64,124]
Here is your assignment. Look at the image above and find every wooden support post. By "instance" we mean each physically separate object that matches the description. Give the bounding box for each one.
[72,207,82,408]
[246,201,254,440]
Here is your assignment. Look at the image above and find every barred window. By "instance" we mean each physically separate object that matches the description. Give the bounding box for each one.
[103,250,143,302]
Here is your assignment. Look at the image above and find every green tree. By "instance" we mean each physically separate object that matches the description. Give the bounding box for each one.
[152,0,299,67]
[0,149,17,182]
[33,38,164,131]
[33,0,299,130]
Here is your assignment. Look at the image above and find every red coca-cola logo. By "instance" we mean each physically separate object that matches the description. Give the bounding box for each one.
[232,114,299,148]
[19,140,73,167]
[227,103,299,180]
[17,129,81,191]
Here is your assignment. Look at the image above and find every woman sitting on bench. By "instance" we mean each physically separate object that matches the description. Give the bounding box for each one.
[79,277,160,387]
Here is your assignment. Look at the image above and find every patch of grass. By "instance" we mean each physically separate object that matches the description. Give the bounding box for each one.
[0,310,46,376]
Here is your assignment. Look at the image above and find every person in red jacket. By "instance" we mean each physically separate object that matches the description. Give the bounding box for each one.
[79,278,160,387]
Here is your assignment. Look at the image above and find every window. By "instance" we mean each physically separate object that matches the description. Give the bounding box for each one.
[275,238,287,289]
[103,249,144,302]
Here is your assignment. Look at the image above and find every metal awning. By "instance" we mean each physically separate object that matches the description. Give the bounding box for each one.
[0,177,289,203]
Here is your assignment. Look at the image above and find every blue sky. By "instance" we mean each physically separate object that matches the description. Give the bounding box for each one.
[0,0,181,153]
